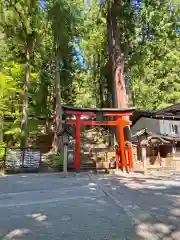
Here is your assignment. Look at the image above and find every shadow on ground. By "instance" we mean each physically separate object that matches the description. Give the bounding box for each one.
[96,173,180,239]
[0,173,137,240]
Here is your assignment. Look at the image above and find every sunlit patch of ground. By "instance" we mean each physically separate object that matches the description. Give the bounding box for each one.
[0,173,136,240]
[93,172,180,239]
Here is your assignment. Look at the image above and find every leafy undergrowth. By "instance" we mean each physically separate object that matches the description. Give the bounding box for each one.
[44,152,64,168]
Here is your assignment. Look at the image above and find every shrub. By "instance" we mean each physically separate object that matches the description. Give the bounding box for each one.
[0,142,6,161]
[51,153,64,168]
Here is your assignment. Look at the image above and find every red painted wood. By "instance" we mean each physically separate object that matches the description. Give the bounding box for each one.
[118,118,126,168]
[66,119,131,126]
[104,112,132,117]
[115,148,120,169]
[65,109,132,172]
[66,111,95,116]
[75,115,81,171]
[127,144,133,169]
[65,110,133,117]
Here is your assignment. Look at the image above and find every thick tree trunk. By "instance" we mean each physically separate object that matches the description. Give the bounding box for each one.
[52,42,63,153]
[107,0,128,109]
[98,54,104,108]
[107,0,130,150]
[0,115,3,142]
[20,47,30,148]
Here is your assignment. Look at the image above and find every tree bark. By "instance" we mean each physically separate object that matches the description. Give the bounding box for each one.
[20,46,30,148]
[0,115,4,143]
[52,42,63,153]
[0,115,3,142]
[107,0,130,162]
[107,0,128,110]
[97,53,104,108]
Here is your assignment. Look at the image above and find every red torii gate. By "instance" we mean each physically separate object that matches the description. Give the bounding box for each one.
[62,106,134,171]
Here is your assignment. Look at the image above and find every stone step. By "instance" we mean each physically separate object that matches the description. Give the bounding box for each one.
[80,163,96,170]
[67,162,96,171]
[80,155,94,164]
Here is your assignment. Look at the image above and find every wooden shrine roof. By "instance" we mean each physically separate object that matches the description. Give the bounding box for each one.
[155,102,180,115]
[62,105,135,114]
[131,104,180,126]
[132,128,180,146]
[131,110,153,126]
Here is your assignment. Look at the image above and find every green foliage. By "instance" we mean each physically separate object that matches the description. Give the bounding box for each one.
[78,0,180,110]
[127,0,180,110]
[0,62,23,145]
[52,154,63,167]
[0,0,179,151]
[0,141,5,160]
[77,0,109,107]
[48,152,64,167]
[0,0,83,149]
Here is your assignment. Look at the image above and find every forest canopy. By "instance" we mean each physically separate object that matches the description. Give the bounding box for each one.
[0,0,179,149]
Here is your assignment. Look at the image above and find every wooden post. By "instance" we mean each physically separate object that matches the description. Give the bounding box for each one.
[115,151,119,169]
[172,142,176,159]
[118,118,126,171]
[137,136,141,161]
[142,145,147,176]
[157,145,162,167]
[127,142,133,169]
[63,144,68,174]
[75,114,81,171]
[115,145,119,169]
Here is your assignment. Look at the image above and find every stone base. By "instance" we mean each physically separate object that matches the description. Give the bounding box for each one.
[96,161,109,169]
[171,160,180,170]
[0,170,5,176]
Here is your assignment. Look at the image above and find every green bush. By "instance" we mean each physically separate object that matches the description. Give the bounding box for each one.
[0,142,6,160]
[51,153,64,168]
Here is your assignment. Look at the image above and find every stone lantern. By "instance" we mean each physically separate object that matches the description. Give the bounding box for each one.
[57,126,72,174]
